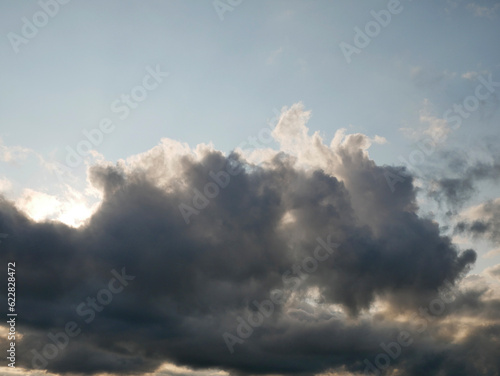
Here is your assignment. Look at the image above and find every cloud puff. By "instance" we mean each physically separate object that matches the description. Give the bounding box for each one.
[0,138,34,163]
[428,138,500,208]
[486,264,500,281]
[0,104,486,376]
[456,198,500,244]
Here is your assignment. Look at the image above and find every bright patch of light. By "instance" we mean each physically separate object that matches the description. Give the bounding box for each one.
[15,187,99,228]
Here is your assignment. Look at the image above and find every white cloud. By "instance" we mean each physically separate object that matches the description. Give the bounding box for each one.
[400,99,451,144]
[485,263,500,282]
[466,2,500,18]
[0,366,58,376]
[461,70,490,80]
[484,248,500,258]
[146,362,228,376]
[459,197,500,222]
[0,138,34,163]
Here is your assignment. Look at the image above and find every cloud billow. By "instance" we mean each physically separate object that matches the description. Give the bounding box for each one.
[0,104,487,376]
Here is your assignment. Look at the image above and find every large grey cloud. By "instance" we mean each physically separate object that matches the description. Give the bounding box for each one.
[0,104,488,375]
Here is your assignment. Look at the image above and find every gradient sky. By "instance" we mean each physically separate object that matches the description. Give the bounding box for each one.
[1,1,500,376]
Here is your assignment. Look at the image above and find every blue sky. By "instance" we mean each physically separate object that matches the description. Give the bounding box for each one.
[1,0,498,162]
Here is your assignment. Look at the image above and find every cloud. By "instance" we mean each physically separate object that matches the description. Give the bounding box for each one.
[462,71,478,80]
[428,138,500,208]
[0,104,488,376]
[410,67,456,88]
[466,2,500,18]
[400,99,451,145]
[13,186,99,228]
[455,197,500,243]
[484,248,500,258]
[486,263,500,281]
[461,70,489,80]
[0,138,35,164]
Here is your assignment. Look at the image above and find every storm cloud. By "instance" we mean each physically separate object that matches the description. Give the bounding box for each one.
[1,104,493,376]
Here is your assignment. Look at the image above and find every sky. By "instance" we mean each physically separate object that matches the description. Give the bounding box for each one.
[0,0,500,375]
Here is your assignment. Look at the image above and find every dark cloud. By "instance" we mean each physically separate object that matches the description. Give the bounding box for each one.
[455,198,500,244]
[0,107,487,375]
[428,138,500,208]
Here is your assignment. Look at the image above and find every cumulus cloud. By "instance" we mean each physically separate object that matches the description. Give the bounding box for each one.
[0,104,492,376]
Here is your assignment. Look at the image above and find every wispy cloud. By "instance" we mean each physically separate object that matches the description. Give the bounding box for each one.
[467,2,500,18]
[0,138,34,163]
